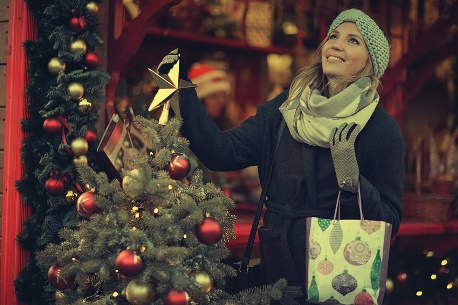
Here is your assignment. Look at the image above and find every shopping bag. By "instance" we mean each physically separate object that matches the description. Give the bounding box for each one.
[305,185,392,305]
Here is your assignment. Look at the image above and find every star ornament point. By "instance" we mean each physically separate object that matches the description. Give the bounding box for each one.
[148,59,196,122]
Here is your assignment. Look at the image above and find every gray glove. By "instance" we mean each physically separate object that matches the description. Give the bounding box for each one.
[329,122,362,193]
[157,48,180,73]
[157,48,190,81]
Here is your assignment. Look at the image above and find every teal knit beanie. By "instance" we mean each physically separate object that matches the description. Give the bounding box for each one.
[327,9,390,78]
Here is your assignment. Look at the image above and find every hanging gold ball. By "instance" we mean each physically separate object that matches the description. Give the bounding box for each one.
[65,188,80,204]
[67,82,84,100]
[73,155,88,166]
[55,290,65,301]
[125,279,155,305]
[191,271,213,297]
[86,2,99,15]
[77,98,93,114]
[48,57,66,74]
[69,39,87,55]
[70,137,89,156]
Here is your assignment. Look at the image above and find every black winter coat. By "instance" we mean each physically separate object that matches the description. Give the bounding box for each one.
[179,88,406,298]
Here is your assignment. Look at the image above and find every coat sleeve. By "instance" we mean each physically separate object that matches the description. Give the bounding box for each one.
[340,124,406,237]
[178,88,267,171]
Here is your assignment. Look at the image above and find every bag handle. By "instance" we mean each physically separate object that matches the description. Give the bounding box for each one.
[239,119,286,274]
[333,183,364,222]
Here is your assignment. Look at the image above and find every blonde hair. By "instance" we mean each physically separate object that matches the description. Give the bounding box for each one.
[286,34,380,106]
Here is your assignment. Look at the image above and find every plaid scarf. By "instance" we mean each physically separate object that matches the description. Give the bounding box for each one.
[279,77,379,148]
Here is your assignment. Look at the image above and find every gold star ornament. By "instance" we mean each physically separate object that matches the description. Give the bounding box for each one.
[148,56,196,125]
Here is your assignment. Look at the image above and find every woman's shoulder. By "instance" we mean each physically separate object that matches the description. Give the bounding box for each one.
[258,90,289,112]
[365,106,404,142]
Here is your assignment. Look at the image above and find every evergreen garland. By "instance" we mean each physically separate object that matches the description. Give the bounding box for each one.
[15,1,110,304]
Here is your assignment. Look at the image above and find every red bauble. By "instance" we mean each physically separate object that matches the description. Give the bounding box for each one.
[165,153,191,180]
[48,265,74,290]
[115,249,144,277]
[69,12,86,33]
[195,217,223,245]
[76,191,102,218]
[84,129,97,143]
[45,177,64,195]
[354,290,374,305]
[163,290,190,305]
[83,51,99,68]
[43,118,63,134]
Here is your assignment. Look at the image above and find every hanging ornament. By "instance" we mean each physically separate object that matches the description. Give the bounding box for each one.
[318,218,331,232]
[122,169,144,198]
[83,274,96,295]
[45,176,64,195]
[344,237,371,266]
[48,265,74,290]
[77,98,93,114]
[332,269,357,296]
[307,275,319,302]
[69,39,87,55]
[360,220,381,235]
[195,217,222,245]
[73,155,88,166]
[69,9,86,33]
[309,238,321,260]
[125,278,155,305]
[329,220,343,254]
[371,249,382,292]
[47,57,66,74]
[65,188,80,204]
[86,2,99,15]
[70,137,89,156]
[317,257,334,275]
[68,82,84,100]
[191,271,213,297]
[84,130,97,143]
[163,289,190,305]
[115,249,144,277]
[354,289,374,305]
[76,191,102,218]
[83,51,99,68]
[43,117,63,134]
[55,290,65,301]
[165,153,191,180]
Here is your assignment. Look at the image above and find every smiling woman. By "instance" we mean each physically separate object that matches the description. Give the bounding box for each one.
[157,7,406,304]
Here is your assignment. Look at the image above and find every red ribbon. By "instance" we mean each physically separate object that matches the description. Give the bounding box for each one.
[57,115,74,155]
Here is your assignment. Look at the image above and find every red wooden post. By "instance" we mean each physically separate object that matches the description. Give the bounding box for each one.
[0,0,35,304]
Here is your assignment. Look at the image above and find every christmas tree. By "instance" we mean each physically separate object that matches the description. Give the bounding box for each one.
[36,115,301,304]
[15,1,110,303]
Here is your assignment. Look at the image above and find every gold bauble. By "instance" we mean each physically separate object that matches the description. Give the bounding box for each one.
[192,271,213,296]
[69,39,87,55]
[48,57,66,74]
[68,82,84,100]
[70,137,89,156]
[65,188,80,204]
[55,290,65,300]
[125,279,155,305]
[122,169,143,198]
[77,98,93,114]
[86,2,99,15]
[73,155,88,166]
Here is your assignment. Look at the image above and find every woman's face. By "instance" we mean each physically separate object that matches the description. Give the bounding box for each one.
[321,22,369,79]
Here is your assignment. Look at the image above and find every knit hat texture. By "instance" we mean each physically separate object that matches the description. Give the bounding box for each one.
[327,9,390,78]
[188,63,231,99]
